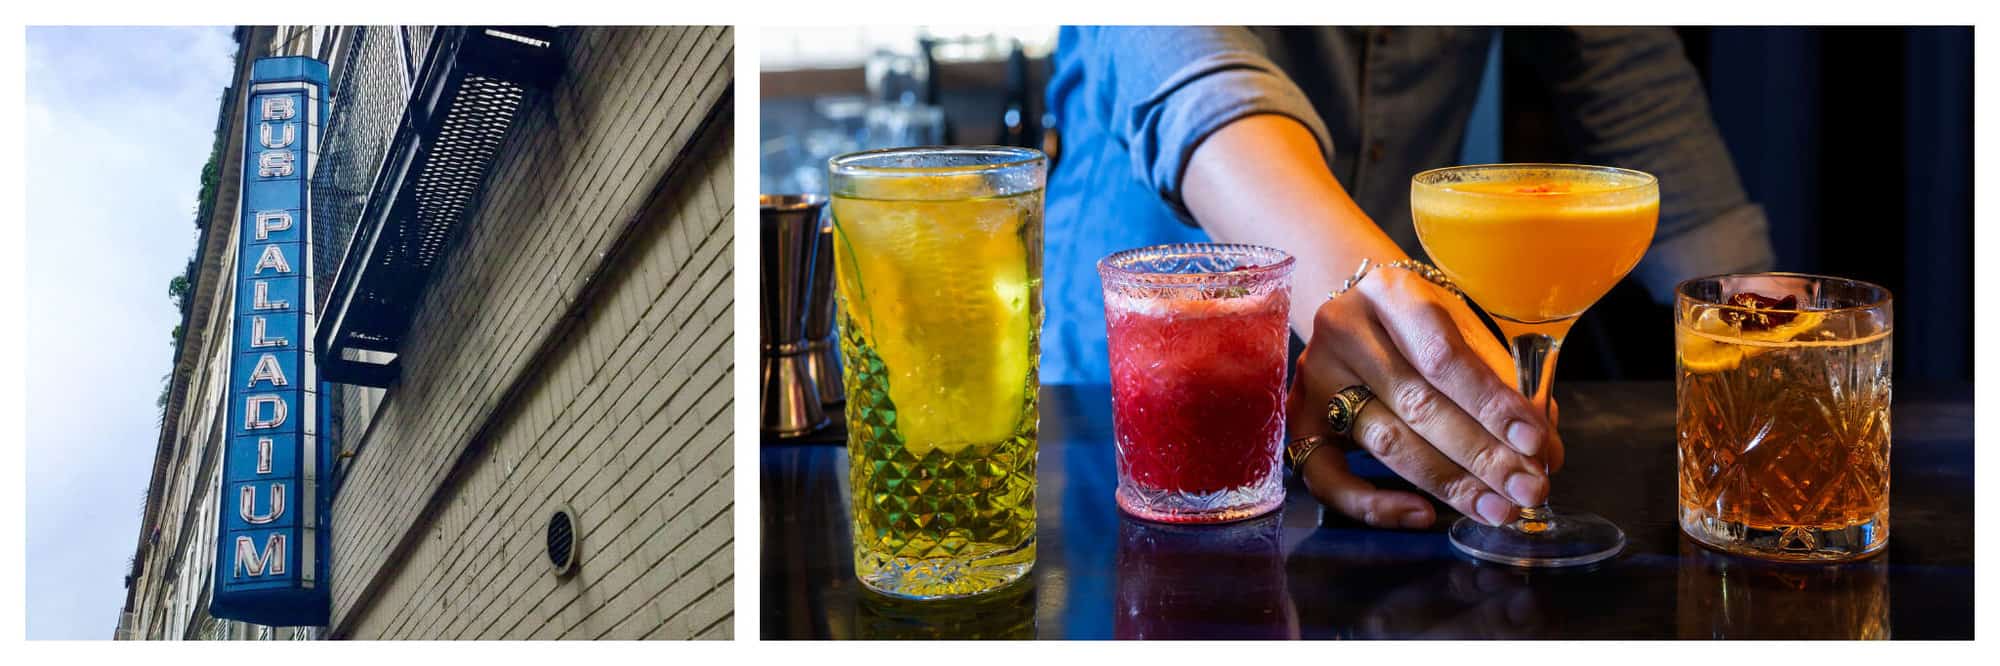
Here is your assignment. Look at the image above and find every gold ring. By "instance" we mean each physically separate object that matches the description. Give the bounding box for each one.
[1286,435,1328,470]
[1326,385,1377,437]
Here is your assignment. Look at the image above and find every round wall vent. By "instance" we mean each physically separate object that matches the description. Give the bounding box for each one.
[546,504,579,577]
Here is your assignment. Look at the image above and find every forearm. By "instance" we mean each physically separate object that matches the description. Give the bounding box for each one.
[1054,26,1336,225]
[1182,113,1407,338]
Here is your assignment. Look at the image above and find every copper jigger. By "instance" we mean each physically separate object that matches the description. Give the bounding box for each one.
[803,217,844,406]
[760,194,829,437]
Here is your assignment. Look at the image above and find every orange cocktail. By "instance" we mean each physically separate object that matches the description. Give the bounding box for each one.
[1411,164,1659,568]
[1413,171,1657,332]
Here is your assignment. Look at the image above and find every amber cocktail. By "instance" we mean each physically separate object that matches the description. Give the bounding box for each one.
[1676,273,1892,561]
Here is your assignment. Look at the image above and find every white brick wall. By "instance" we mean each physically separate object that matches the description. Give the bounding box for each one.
[324,26,734,640]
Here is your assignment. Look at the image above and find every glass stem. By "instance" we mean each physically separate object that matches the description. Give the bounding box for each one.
[1509,332,1561,524]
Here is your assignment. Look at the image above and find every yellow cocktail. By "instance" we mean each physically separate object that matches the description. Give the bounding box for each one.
[828,146,1044,599]
[1411,164,1659,568]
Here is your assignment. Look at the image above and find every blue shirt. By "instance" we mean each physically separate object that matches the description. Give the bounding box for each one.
[1041,26,1777,384]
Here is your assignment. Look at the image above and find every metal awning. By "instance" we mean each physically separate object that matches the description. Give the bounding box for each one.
[315,26,561,387]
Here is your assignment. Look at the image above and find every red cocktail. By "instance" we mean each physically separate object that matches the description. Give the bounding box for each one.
[1100,244,1293,523]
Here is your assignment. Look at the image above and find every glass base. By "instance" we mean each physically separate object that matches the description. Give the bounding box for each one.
[856,576,1038,639]
[855,541,1036,600]
[1680,506,1887,562]
[1449,506,1625,568]
[1115,475,1283,524]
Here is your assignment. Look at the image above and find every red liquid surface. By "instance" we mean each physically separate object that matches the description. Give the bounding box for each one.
[1106,291,1288,498]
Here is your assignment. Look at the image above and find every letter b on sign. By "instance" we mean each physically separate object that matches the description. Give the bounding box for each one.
[261,95,295,121]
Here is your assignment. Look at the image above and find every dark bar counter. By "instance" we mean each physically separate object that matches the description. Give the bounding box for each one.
[761,382,1974,640]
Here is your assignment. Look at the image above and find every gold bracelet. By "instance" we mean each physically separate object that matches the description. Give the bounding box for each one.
[1327,258,1465,301]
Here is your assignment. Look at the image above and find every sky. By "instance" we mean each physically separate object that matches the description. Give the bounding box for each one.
[25,26,238,640]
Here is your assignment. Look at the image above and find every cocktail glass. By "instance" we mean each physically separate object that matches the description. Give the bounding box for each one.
[827,146,1045,599]
[1411,163,1659,567]
[1099,243,1293,523]
[1675,273,1892,561]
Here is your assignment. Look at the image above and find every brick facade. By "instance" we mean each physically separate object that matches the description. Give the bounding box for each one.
[123,26,735,641]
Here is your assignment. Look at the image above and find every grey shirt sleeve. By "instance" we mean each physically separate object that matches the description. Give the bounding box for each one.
[1516,27,1778,303]
[1059,26,1336,224]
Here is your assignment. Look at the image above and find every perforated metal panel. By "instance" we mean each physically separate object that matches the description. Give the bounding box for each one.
[403,25,437,64]
[316,26,560,386]
[311,26,417,314]
[393,74,526,271]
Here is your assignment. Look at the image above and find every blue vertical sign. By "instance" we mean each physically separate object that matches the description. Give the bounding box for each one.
[210,56,332,627]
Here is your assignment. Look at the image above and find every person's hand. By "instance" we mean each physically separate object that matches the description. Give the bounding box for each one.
[1289,264,1564,529]
[1173,114,1563,528]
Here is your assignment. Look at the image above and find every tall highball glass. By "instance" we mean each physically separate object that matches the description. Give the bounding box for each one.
[827,146,1045,598]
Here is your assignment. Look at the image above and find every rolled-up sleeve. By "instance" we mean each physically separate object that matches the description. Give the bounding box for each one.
[1052,26,1335,223]
[1517,27,1777,302]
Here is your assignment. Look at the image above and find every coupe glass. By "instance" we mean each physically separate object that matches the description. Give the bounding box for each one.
[1411,163,1659,567]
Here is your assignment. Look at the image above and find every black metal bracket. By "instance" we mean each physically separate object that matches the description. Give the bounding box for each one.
[316,26,561,387]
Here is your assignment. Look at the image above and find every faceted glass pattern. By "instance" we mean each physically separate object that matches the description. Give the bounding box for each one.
[1676,273,1893,561]
[1100,244,1292,524]
[844,318,1038,598]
